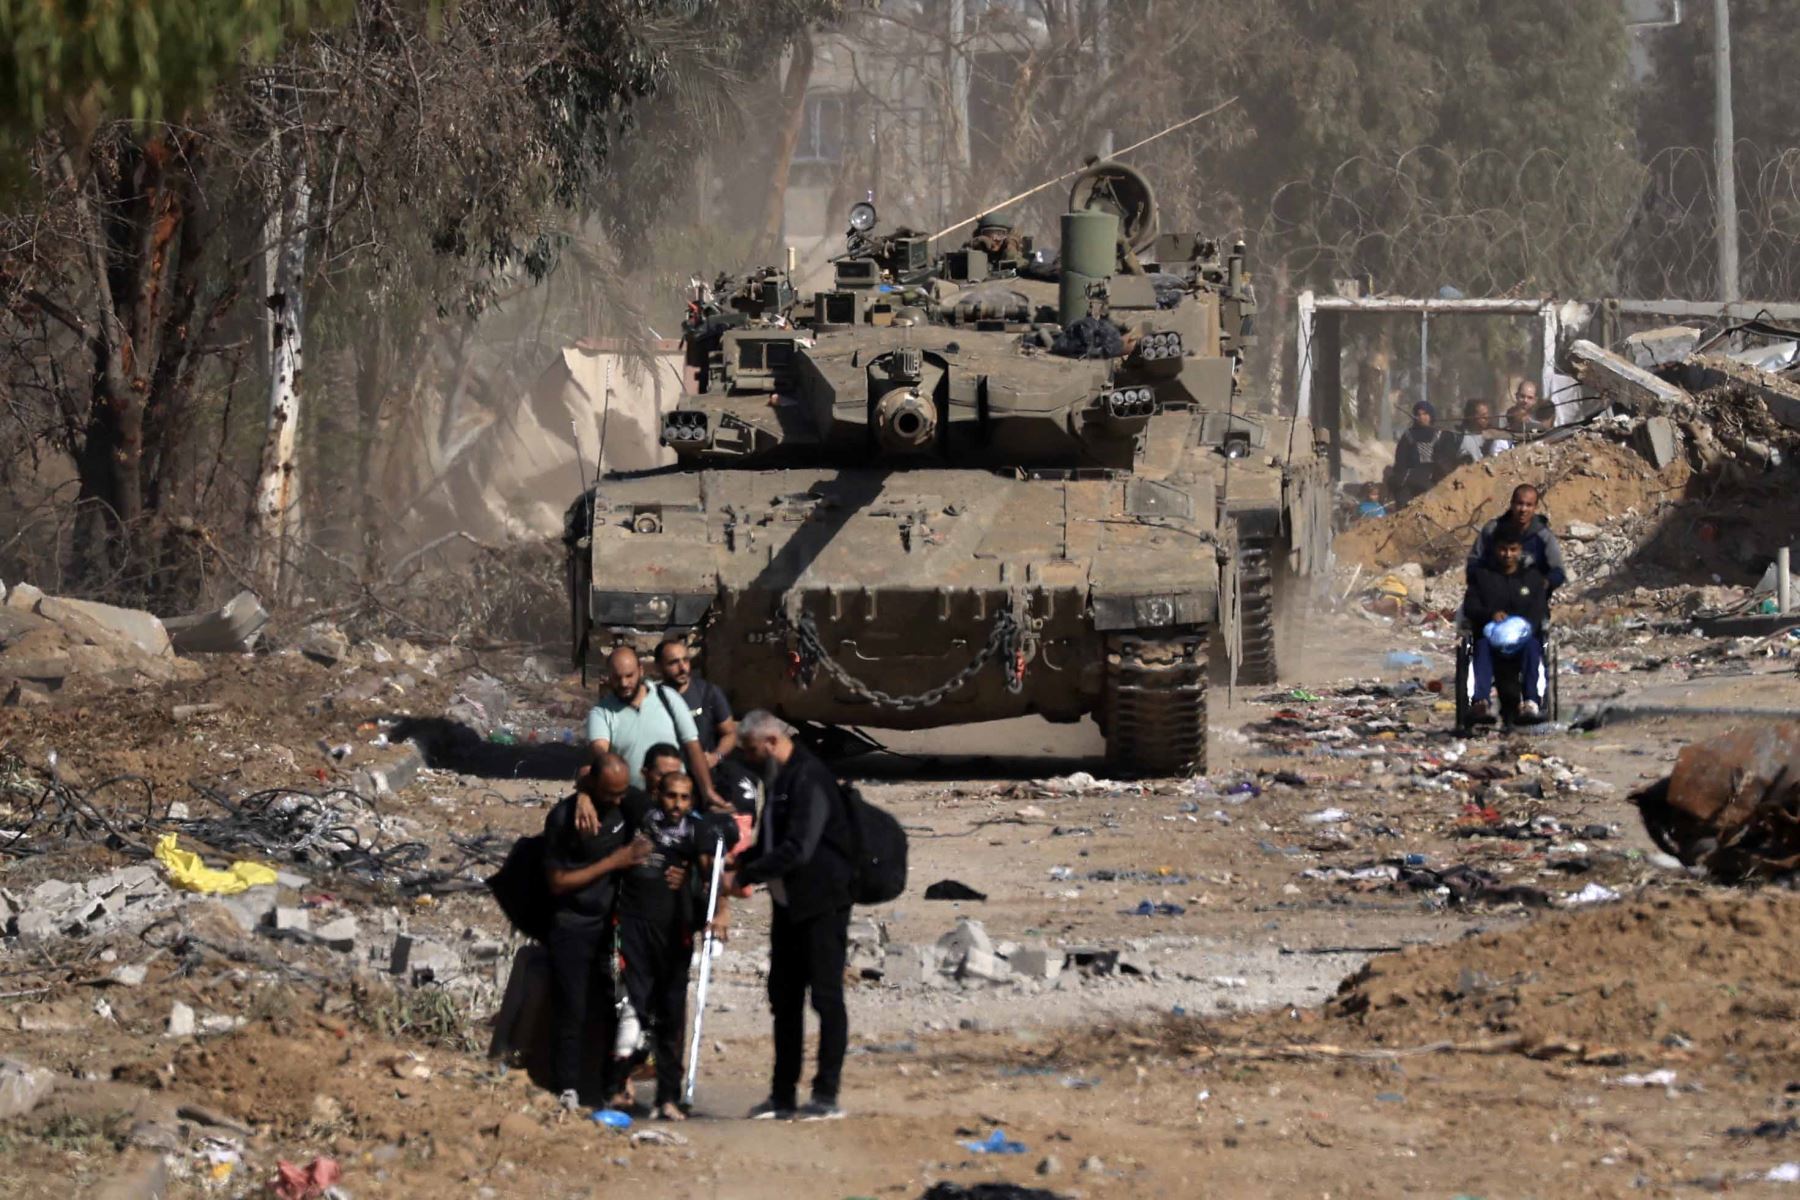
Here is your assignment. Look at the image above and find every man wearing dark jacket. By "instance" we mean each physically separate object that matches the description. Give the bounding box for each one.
[728,710,854,1121]
[1462,530,1550,723]
[1466,483,1567,592]
[542,753,651,1109]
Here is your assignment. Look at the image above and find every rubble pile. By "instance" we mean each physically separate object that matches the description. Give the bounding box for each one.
[1634,722,1800,881]
[0,582,207,700]
[1324,889,1800,1069]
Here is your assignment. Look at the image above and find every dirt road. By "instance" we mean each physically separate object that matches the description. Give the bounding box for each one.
[1,612,1797,1199]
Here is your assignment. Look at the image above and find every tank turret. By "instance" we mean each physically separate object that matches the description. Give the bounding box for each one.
[569,161,1333,776]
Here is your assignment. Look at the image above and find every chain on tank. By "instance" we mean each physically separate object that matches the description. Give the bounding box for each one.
[785,610,1023,712]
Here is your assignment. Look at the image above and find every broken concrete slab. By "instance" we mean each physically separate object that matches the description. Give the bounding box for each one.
[314,915,358,952]
[1639,415,1680,469]
[0,1058,55,1120]
[35,596,172,659]
[1568,338,1690,415]
[3,582,44,611]
[1008,944,1065,981]
[166,1002,196,1038]
[390,933,462,983]
[935,918,992,963]
[1622,325,1701,370]
[162,589,269,653]
[298,623,350,666]
[273,906,311,934]
[958,947,1013,985]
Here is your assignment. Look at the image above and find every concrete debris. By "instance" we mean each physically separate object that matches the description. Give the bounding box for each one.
[1568,339,1689,415]
[298,624,351,666]
[4,863,176,945]
[1623,325,1701,371]
[390,933,463,984]
[162,590,270,653]
[1639,415,1679,469]
[446,672,511,736]
[166,1002,196,1038]
[0,583,201,693]
[314,916,358,952]
[0,1058,55,1120]
[1635,722,1800,879]
[36,596,171,659]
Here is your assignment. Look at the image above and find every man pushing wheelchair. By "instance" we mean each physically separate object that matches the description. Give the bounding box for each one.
[1459,485,1563,728]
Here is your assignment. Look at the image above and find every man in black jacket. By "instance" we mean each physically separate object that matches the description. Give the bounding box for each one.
[542,753,651,1109]
[728,710,854,1121]
[1462,530,1549,724]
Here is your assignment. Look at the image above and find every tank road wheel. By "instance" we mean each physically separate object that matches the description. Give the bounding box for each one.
[1102,632,1209,777]
[1236,531,1297,686]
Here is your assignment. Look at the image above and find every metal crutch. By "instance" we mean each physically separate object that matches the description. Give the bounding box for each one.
[682,835,727,1108]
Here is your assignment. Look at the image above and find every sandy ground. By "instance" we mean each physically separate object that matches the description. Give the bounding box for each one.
[1,609,1797,1199]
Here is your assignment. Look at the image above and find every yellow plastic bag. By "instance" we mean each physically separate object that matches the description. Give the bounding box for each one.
[154,833,278,895]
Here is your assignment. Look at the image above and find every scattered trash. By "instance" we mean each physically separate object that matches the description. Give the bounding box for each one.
[1127,900,1185,917]
[922,1182,1067,1200]
[592,1109,633,1130]
[962,1128,1028,1155]
[1562,883,1622,907]
[1302,807,1350,825]
[1767,1163,1800,1184]
[154,833,277,895]
[1613,1069,1679,1089]
[272,1156,341,1200]
[924,879,988,901]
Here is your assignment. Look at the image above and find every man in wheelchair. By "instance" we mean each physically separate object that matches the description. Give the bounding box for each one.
[1461,529,1549,725]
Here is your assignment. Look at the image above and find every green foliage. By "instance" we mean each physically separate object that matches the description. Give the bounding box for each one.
[0,0,347,177]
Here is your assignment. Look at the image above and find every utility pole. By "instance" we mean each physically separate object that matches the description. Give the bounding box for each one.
[1092,0,1114,158]
[1713,0,1740,301]
[948,0,971,169]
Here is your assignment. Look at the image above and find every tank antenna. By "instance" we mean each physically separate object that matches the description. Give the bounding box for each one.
[928,96,1238,242]
[570,419,589,495]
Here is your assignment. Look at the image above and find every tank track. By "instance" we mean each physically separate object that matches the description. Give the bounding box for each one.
[1102,632,1209,776]
[1235,531,1286,686]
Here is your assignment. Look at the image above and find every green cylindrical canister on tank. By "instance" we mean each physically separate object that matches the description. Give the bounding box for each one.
[1058,209,1118,326]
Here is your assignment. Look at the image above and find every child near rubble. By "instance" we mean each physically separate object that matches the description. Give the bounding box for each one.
[607,769,735,1119]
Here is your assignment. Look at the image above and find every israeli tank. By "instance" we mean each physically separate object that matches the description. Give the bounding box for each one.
[565,162,1332,775]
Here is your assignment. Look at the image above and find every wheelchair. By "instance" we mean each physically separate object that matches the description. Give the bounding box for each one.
[1453,620,1560,733]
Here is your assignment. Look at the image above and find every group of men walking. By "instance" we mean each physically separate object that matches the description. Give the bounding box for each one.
[538,639,854,1122]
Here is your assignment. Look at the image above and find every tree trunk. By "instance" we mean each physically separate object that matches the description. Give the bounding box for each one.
[250,151,311,599]
[758,34,814,256]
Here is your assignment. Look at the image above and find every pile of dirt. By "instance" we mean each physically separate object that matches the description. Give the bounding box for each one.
[1324,890,1800,1073]
[1336,434,1689,574]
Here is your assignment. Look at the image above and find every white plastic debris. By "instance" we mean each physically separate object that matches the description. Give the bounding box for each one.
[1562,883,1621,907]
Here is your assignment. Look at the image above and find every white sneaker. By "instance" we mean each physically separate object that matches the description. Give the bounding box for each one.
[1518,700,1540,720]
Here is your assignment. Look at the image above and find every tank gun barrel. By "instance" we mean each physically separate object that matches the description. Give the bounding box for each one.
[874,388,937,452]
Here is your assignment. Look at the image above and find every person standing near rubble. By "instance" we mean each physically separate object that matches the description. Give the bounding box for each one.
[727,710,854,1122]
[581,645,723,822]
[656,637,738,767]
[1502,380,1548,434]
[610,769,732,1120]
[1390,401,1459,503]
[542,753,652,1110]
[1466,484,1567,593]
[1457,399,1494,463]
[1462,529,1550,722]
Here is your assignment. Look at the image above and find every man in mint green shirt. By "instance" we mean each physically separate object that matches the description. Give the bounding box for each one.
[578,646,722,833]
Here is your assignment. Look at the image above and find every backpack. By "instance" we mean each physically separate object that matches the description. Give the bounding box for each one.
[486,834,554,942]
[838,781,908,905]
